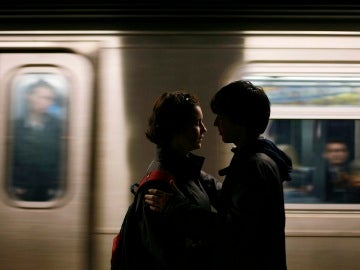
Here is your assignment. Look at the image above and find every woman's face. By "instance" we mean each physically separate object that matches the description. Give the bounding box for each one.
[171,105,207,154]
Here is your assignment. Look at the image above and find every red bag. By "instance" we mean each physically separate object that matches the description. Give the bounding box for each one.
[111,170,174,270]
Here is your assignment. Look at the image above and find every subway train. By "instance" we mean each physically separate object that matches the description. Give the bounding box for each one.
[1,3,360,270]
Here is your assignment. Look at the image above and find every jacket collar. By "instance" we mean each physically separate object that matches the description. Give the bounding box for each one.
[155,146,205,180]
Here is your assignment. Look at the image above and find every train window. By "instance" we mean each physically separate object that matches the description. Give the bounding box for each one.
[246,75,360,204]
[6,71,68,203]
[265,119,360,204]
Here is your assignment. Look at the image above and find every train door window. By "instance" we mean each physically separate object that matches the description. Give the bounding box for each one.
[245,76,360,204]
[6,68,68,203]
[266,119,358,204]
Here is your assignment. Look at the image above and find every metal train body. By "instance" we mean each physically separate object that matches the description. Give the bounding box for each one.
[1,6,360,270]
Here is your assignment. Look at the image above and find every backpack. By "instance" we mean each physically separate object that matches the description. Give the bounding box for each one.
[110,170,174,270]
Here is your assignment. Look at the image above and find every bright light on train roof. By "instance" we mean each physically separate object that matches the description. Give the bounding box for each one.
[270,106,360,119]
[244,76,360,83]
[243,75,360,107]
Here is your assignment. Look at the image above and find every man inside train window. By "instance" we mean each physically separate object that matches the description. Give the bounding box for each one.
[9,79,65,202]
[322,138,351,203]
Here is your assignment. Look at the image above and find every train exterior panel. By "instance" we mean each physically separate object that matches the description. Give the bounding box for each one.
[0,29,360,270]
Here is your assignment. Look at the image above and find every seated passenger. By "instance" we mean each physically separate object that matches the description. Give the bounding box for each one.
[278,144,317,203]
[322,139,351,203]
[10,80,64,202]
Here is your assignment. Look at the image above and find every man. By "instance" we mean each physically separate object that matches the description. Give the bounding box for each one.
[322,139,350,202]
[10,79,64,201]
[210,80,292,270]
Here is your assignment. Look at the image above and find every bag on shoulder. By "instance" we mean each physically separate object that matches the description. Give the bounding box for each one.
[110,170,174,270]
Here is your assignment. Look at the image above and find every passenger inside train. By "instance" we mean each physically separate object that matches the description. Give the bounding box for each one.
[322,138,351,203]
[8,78,66,202]
[266,119,358,204]
[277,144,317,203]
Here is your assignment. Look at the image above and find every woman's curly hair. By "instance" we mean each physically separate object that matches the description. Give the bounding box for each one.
[146,91,200,146]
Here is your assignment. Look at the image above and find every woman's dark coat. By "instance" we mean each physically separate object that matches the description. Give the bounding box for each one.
[134,147,220,270]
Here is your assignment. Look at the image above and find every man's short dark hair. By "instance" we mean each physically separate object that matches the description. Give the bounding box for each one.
[210,80,270,136]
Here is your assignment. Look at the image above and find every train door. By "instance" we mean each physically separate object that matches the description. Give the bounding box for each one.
[0,52,93,270]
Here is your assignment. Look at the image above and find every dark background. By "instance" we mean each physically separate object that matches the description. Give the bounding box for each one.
[1,2,360,31]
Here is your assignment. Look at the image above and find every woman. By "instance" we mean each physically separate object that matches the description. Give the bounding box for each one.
[129,91,220,270]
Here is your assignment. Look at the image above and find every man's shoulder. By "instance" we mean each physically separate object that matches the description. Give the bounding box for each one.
[243,153,279,176]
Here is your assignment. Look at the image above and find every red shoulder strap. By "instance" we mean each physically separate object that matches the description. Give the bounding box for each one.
[138,170,174,188]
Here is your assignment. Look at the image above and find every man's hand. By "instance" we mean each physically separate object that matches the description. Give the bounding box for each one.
[144,189,172,212]
[144,180,182,212]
